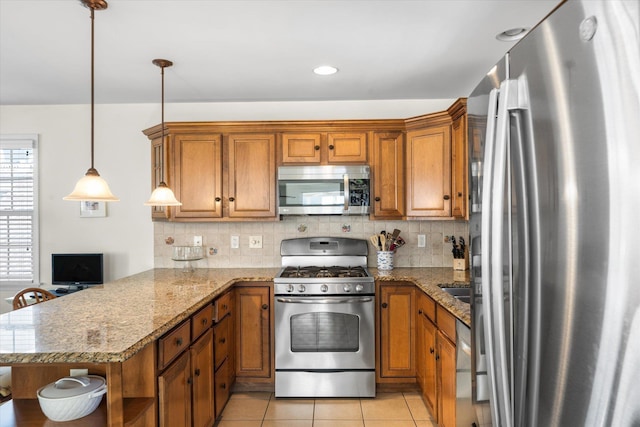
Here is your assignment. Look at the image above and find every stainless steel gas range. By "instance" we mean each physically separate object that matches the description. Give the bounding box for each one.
[274,237,375,398]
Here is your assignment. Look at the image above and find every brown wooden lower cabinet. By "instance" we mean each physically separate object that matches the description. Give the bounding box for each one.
[235,283,272,381]
[415,290,458,427]
[378,283,416,380]
[191,329,216,427]
[158,350,192,427]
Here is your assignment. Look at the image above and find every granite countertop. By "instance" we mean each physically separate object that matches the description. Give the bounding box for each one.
[0,267,470,365]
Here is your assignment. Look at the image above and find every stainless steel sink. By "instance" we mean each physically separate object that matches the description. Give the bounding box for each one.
[440,287,470,304]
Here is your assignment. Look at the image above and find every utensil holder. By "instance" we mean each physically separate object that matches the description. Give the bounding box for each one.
[452,250,469,271]
[377,251,394,270]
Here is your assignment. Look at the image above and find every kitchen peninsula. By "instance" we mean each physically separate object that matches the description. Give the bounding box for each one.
[0,267,469,427]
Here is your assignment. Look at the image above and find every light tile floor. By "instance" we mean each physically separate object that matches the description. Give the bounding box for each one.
[215,392,437,427]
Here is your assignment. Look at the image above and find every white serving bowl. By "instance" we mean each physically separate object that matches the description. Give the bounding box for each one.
[37,375,107,422]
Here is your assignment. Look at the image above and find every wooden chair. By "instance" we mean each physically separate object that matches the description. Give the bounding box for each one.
[12,287,57,310]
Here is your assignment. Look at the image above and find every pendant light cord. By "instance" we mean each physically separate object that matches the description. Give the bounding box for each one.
[90,6,96,171]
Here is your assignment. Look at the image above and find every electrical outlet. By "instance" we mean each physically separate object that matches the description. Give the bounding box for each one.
[231,235,239,249]
[418,234,426,248]
[193,235,202,246]
[249,235,263,249]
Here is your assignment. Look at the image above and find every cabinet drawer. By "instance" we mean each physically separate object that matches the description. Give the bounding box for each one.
[158,320,191,370]
[214,291,232,322]
[418,291,436,322]
[436,304,456,343]
[214,359,231,419]
[214,315,230,370]
[192,303,213,340]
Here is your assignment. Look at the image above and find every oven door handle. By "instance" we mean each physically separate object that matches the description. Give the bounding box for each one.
[276,297,373,304]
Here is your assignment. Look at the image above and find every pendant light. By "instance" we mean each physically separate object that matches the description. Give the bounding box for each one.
[64,0,119,202]
[144,59,182,206]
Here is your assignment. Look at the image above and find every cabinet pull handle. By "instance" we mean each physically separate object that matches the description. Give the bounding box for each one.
[221,383,226,390]
[229,197,235,202]
[418,309,423,315]
[374,197,381,202]
[215,197,222,202]
[381,302,388,308]
[262,304,269,310]
[175,338,183,347]
[220,337,226,344]
[187,377,193,385]
[328,144,335,150]
[195,368,201,377]
[201,318,208,326]
[443,195,451,200]
[222,304,228,310]
[314,145,320,151]
[430,347,434,354]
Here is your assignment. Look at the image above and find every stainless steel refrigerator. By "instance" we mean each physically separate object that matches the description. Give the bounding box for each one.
[468,1,640,426]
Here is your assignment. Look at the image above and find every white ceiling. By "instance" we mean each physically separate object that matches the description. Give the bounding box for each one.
[0,0,561,106]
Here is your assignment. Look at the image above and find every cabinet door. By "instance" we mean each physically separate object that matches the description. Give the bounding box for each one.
[438,332,456,427]
[158,351,192,427]
[416,296,426,388]
[371,131,405,218]
[214,315,230,370]
[226,134,277,218]
[451,113,468,219]
[406,126,451,217]
[423,315,438,420]
[235,285,271,378]
[173,134,223,219]
[191,329,215,427]
[281,133,322,164]
[379,285,415,378]
[150,136,171,220]
[214,359,231,419]
[327,132,368,163]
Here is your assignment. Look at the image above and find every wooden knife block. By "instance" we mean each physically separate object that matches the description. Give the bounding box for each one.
[452,250,469,271]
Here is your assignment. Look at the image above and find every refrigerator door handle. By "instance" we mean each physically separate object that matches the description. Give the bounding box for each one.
[484,79,522,427]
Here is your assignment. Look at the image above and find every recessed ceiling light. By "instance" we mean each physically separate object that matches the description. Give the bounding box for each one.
[496,27,529,42]
[313,65,338,75]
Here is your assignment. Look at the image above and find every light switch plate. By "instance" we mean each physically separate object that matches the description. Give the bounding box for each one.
[231,235,239,249]
[418,234,426,248]
[249,235,263,249]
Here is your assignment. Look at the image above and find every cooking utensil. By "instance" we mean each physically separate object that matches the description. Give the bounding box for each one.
[370,235,381,250]
[387,229,401,250]
[379,234,387,251]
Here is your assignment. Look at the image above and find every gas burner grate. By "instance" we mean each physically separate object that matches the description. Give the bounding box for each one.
[279,266,368,279]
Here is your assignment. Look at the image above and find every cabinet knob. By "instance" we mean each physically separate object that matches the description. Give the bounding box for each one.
[187,377,193,385]
[458,192,463,197]
[201,318,208,326]
[430,347,434,354]
[418,309,423,315]
[229,197,235,202]
[436,354,440,361]
[381,302,388,309]
[175,338,183,347]
[374,197,381,202]
[443,195,450,200]
[195,368,201,377]
[314,145,320,151]
[262,304,269,310]
[215,197,222,202]
[220,337,226,344]
[221,383,226,390]
[328,144,335,150]
[222,304,228,310]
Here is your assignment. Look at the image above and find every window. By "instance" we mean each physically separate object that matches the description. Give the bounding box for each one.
[0,135,39,287]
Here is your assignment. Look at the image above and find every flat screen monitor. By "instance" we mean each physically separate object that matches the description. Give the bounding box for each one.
[51,253,104,287]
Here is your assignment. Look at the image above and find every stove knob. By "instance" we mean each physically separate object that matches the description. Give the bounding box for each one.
[355,284,364,293]
[343,284,352,293]
[321,284,329,293]
[298,284,306,293]
[287,284,294,293]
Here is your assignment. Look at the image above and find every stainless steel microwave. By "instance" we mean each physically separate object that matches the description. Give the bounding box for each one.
[278,165,370,215]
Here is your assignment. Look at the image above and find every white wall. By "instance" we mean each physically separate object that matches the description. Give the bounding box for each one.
[0,98,455,313]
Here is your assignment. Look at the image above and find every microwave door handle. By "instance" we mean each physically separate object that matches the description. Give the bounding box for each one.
[344,174,350,212]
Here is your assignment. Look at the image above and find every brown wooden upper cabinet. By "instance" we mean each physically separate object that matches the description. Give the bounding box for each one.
[448,99,468,220]
[405,113,452,218]
[281,132,368,164]
[370,131,405,218]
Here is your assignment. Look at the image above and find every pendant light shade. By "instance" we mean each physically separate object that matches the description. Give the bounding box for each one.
[144,58,181,206]
[64,0,118,202]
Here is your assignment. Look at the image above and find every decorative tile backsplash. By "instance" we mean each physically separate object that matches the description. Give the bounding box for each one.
[154,216,469,269]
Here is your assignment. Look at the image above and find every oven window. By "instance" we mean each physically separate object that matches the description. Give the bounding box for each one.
[290,312,359,352]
